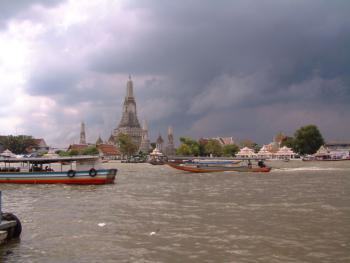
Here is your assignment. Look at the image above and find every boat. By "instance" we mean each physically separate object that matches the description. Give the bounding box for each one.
[166,160,271,173]
[0,156,117,185]
[186,159,242,165]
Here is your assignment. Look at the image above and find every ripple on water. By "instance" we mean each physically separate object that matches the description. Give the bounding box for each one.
[0,162,350,262]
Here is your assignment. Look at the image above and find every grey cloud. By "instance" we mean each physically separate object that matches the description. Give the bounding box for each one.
[16,0,350,144]
[0,0,62,27]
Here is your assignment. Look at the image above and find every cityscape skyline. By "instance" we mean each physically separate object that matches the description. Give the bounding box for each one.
[0,0,349,147]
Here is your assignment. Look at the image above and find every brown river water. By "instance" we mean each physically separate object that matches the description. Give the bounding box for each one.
[0,161,349,263]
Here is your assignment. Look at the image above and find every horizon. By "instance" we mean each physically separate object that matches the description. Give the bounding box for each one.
[1,0,349,147]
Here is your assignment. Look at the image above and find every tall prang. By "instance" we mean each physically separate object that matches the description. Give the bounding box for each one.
[113,76,143,148]
[80,122,87,144]
[165,126,176,156]
[139,120,151,153]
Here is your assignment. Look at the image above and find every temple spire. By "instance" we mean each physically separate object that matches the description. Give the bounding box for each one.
[80,122,86,144]
[127,75,134,98]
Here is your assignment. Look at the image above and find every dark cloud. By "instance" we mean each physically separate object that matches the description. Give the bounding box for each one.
[17,0,350,144]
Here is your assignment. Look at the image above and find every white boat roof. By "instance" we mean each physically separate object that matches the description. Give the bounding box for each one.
[0,155,100,164]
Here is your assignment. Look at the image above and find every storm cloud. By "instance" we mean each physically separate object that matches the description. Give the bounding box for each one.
[0,0,349,147]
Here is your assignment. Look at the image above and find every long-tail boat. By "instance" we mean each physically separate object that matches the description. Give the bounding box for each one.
[0,156,117,184]
[166,160,271,173]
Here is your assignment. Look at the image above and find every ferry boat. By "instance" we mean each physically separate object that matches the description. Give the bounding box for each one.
[0,156,117,185]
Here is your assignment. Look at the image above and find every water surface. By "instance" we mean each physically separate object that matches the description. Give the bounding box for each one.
[0,161,349,262]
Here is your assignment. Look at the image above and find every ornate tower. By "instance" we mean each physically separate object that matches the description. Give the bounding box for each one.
[139,120,151,153]
[165,126,176,156]
[80,122,87,144]
[113,76,143,147]
[156,133,164,153]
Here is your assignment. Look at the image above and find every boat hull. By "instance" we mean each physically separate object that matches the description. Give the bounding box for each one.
[0,169,117,185]
[166,163,271,173]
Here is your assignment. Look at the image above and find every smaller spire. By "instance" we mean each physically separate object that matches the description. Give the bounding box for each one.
[80,121,86,144]
[168,126,173,135]
[96,134,103,145]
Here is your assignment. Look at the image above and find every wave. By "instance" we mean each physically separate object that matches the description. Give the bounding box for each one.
[273,167,349,172]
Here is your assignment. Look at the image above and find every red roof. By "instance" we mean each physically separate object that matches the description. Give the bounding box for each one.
[68,144,88,152]
[97,144,120,156]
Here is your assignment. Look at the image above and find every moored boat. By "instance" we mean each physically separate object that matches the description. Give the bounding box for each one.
[0,156,117,185]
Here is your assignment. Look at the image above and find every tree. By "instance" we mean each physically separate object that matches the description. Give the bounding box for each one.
[177,137,200,156]
[150,142,156,150]
[204,139,223,157]
[176,144,192,156]
[82,146,99,155]
[294,125,324,155]
[223,144,240,157]
[57,150,71,157]
[280,136,296,150]
[116,133,138,157]
[0,135,36,154]
[69,149,80,156]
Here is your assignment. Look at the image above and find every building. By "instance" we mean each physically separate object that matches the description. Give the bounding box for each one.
[213,137,235,145]
[26,138,49,154]
[96,135,103,145]
[156,134,164,153]
[165,126,176,156]
[325,142,350,158]
[80,122,87,144]
[67,144,88,153]
[275,146,296,159]
[200,137,235,146]
[139,120,151,153]
[96,144,120,160]
[112,76,144,148]
[236,147,256,158]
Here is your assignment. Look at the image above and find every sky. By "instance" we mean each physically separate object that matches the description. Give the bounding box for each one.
[0,0,349,147]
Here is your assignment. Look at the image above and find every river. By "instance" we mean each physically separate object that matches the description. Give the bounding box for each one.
[0,161,349,262]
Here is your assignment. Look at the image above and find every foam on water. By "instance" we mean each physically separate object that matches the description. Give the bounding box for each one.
[273,167,348,172]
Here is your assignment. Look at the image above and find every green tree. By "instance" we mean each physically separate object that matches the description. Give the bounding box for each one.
[57,150,71,157]
[150,142,156,150]
[116,133,138,157]
[204,139,223,157]
[82,146,99,155]
[69,149,79,156]
[280,136,296,150]
[176,144,192,156]
[0,135,36,154]
[223,144,240,157]
[198,139,207,156]
[294,125,324,155]
[177,137,200,156]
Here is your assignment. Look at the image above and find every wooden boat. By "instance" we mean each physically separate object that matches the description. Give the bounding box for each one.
[166,162,271,173]
[0,156,117,185]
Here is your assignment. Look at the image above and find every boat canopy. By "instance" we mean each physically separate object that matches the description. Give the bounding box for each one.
[0,155,100,164]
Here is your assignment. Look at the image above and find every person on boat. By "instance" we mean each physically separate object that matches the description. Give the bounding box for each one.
[258,160,266,168]
[248,160,252,168]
